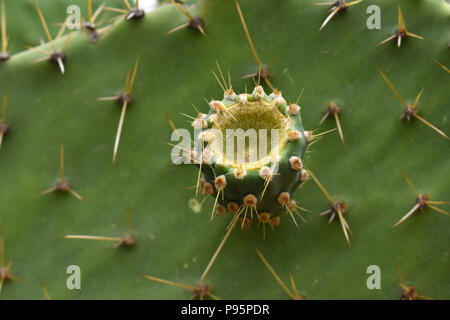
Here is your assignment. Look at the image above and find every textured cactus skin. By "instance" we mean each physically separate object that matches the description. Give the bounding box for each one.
[0,0,449,299]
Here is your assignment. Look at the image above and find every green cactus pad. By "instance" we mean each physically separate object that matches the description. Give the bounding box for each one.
[0,0,448,300]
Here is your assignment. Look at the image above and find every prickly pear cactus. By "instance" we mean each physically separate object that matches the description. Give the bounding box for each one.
[0,0,449,300]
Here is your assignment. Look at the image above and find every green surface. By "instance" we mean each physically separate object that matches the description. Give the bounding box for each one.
[0,0,449,299]
[1,0,123,55]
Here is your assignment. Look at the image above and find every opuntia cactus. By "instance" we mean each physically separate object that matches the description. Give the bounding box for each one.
[0,0,448,300]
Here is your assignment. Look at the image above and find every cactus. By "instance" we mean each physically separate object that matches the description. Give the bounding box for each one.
[0,0,449,300]
[190,85,310,232]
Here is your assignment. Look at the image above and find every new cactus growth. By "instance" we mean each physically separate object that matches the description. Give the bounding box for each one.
[189,83,310,230]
